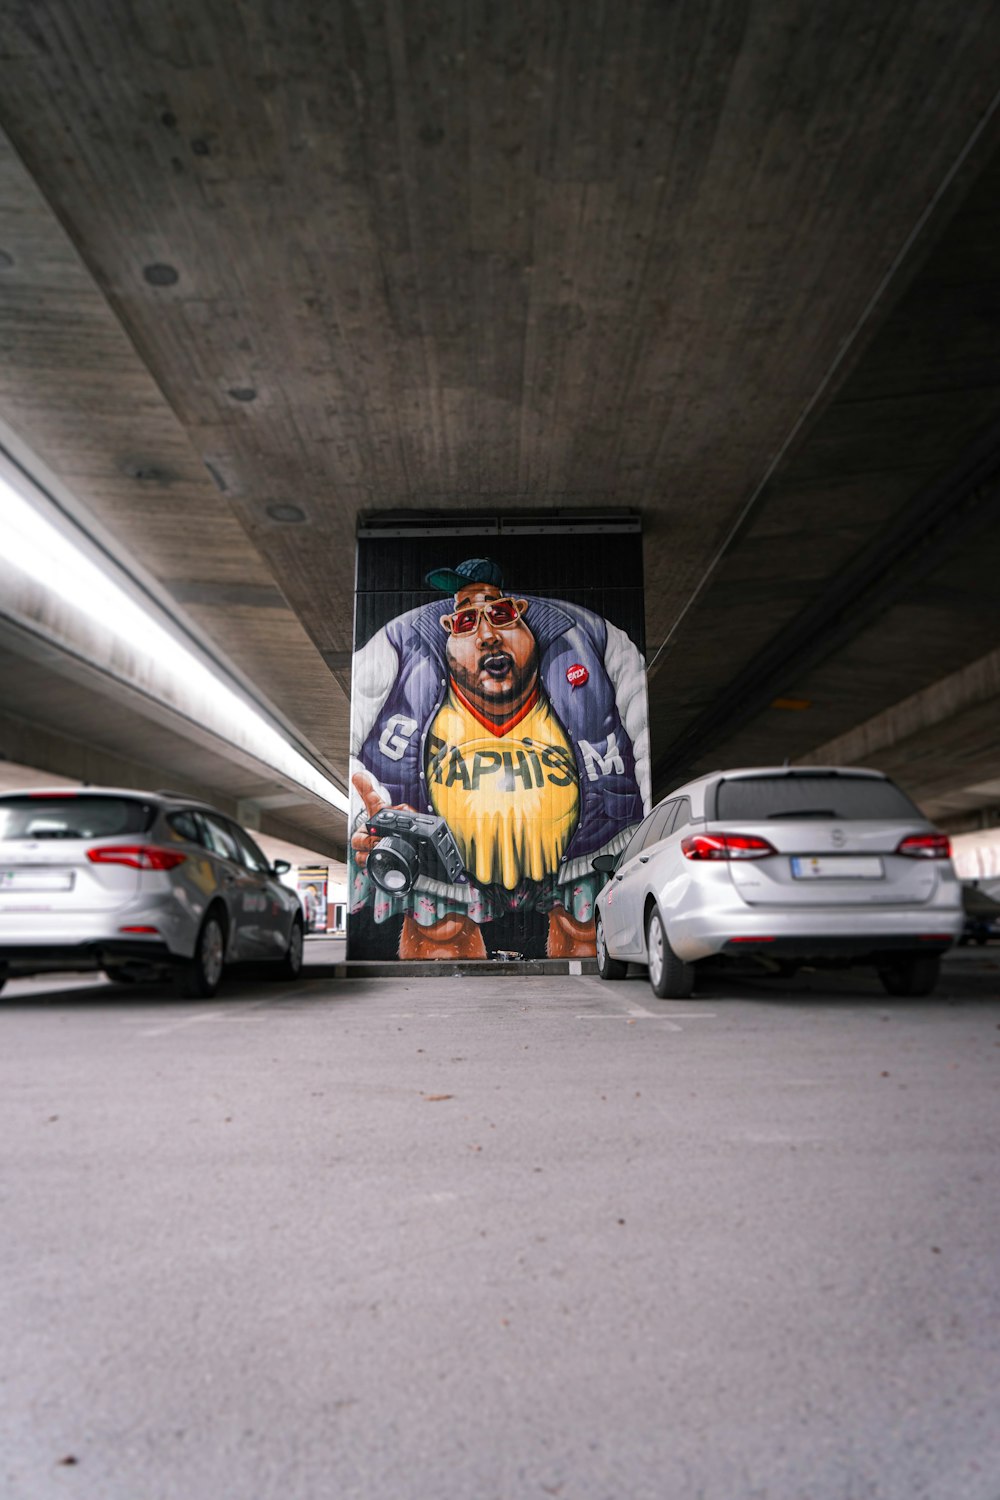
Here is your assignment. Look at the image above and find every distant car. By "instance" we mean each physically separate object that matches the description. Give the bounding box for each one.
[0,788,305,997]
[593,766,962,999]
[959,881,1000,945]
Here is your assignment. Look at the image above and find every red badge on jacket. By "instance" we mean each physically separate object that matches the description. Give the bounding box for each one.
[567,663,589,688]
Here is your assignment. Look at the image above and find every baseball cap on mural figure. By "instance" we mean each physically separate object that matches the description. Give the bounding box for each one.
[425,557,505,592]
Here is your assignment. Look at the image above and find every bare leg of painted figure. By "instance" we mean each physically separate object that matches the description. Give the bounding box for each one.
[546,905,597,958]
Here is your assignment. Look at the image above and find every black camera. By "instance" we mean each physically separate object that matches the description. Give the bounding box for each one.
[365,808,467,896]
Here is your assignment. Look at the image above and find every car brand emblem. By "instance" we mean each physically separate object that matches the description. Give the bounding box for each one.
[831,827,846,847]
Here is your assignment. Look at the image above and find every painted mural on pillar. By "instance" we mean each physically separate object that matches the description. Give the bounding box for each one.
[348,531,649,961]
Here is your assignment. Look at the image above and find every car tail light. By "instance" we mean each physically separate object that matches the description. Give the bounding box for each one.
[728,935,776,943]
[87,845,187,871]
[682,833,776,861]
[896,834,951,860]
[119,925,160,934]
[29,790,78,798]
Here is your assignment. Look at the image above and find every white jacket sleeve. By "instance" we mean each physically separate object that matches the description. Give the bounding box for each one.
[349,628,400,755]
[348,628,400,834]
[604,620,651,814]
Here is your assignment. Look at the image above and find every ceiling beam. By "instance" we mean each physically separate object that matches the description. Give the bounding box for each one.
[652,421,1000,789]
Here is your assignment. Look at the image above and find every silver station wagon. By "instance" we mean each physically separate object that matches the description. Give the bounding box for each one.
[0,788,305,997]
[593,766,962,999]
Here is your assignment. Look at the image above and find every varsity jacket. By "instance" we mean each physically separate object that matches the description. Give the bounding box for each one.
[349,596,650,887]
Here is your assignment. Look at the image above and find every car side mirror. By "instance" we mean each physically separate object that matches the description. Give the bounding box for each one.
[591,853,619,876]
[272,859,291,875]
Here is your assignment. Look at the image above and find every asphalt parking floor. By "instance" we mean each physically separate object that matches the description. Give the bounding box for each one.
[2,950,999,1499]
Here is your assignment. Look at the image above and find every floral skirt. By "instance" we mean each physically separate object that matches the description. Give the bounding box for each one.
[350,862,601,930]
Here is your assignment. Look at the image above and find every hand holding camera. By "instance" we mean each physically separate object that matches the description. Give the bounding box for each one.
[350,772,413,870]
[351,772,466,895]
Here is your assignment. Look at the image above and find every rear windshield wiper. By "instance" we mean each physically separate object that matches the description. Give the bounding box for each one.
[766,809,837,819]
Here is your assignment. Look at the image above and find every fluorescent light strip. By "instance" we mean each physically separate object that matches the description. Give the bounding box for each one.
[0,473,349,813]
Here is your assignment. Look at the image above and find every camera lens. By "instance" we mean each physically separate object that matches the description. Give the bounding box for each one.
[368,834,420,895]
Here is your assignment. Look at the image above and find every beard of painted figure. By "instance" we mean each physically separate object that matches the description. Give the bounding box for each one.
[444,583,539,725]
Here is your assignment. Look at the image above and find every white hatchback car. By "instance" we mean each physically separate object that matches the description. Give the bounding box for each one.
[593,766,962,999]
[0,787,306,997]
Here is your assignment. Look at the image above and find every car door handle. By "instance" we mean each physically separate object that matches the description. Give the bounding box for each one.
[614,874,623,882]
[639,856,650,864]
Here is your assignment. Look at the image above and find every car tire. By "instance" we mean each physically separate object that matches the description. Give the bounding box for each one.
[175,909,226,999]
[646,908,693,999]
[595,914,627,981]
[272,915,304,981]
[877,954,941,998]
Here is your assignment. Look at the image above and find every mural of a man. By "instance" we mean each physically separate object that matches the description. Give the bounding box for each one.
[349,557,649,959]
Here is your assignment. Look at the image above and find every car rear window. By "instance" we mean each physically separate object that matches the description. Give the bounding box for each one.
[714,774,921,822]
[0,794,156,841]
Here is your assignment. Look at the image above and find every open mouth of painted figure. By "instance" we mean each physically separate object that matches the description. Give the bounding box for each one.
[480,652,514,681]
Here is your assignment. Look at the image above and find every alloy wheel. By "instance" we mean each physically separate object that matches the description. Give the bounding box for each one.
[287,921,304,975]
[648,914,664,988]
[202,918,224,988]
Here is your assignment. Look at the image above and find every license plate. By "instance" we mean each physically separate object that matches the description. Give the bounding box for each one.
[791,856,883,880]
[0,870,75,891]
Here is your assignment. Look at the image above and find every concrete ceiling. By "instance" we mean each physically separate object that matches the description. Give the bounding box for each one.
[0,1,999,835]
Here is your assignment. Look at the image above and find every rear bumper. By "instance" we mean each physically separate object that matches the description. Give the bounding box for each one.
[0,940,177,975]
[671,904,963,962]
[719,934,954,962]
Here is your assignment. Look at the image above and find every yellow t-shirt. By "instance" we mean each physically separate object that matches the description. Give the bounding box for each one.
[427,688,580,889]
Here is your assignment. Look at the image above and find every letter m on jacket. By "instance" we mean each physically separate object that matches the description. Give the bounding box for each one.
[579,732,625,783]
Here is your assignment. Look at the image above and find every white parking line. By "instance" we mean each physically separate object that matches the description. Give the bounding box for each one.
[645,1010,717,1019]
[626,1008,719,1020]
[138,1011,226,1037]
[624,998,716,1020]
[134,1000,274,1037]
[575,999,717,1027]
[576,1013,684,1029]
